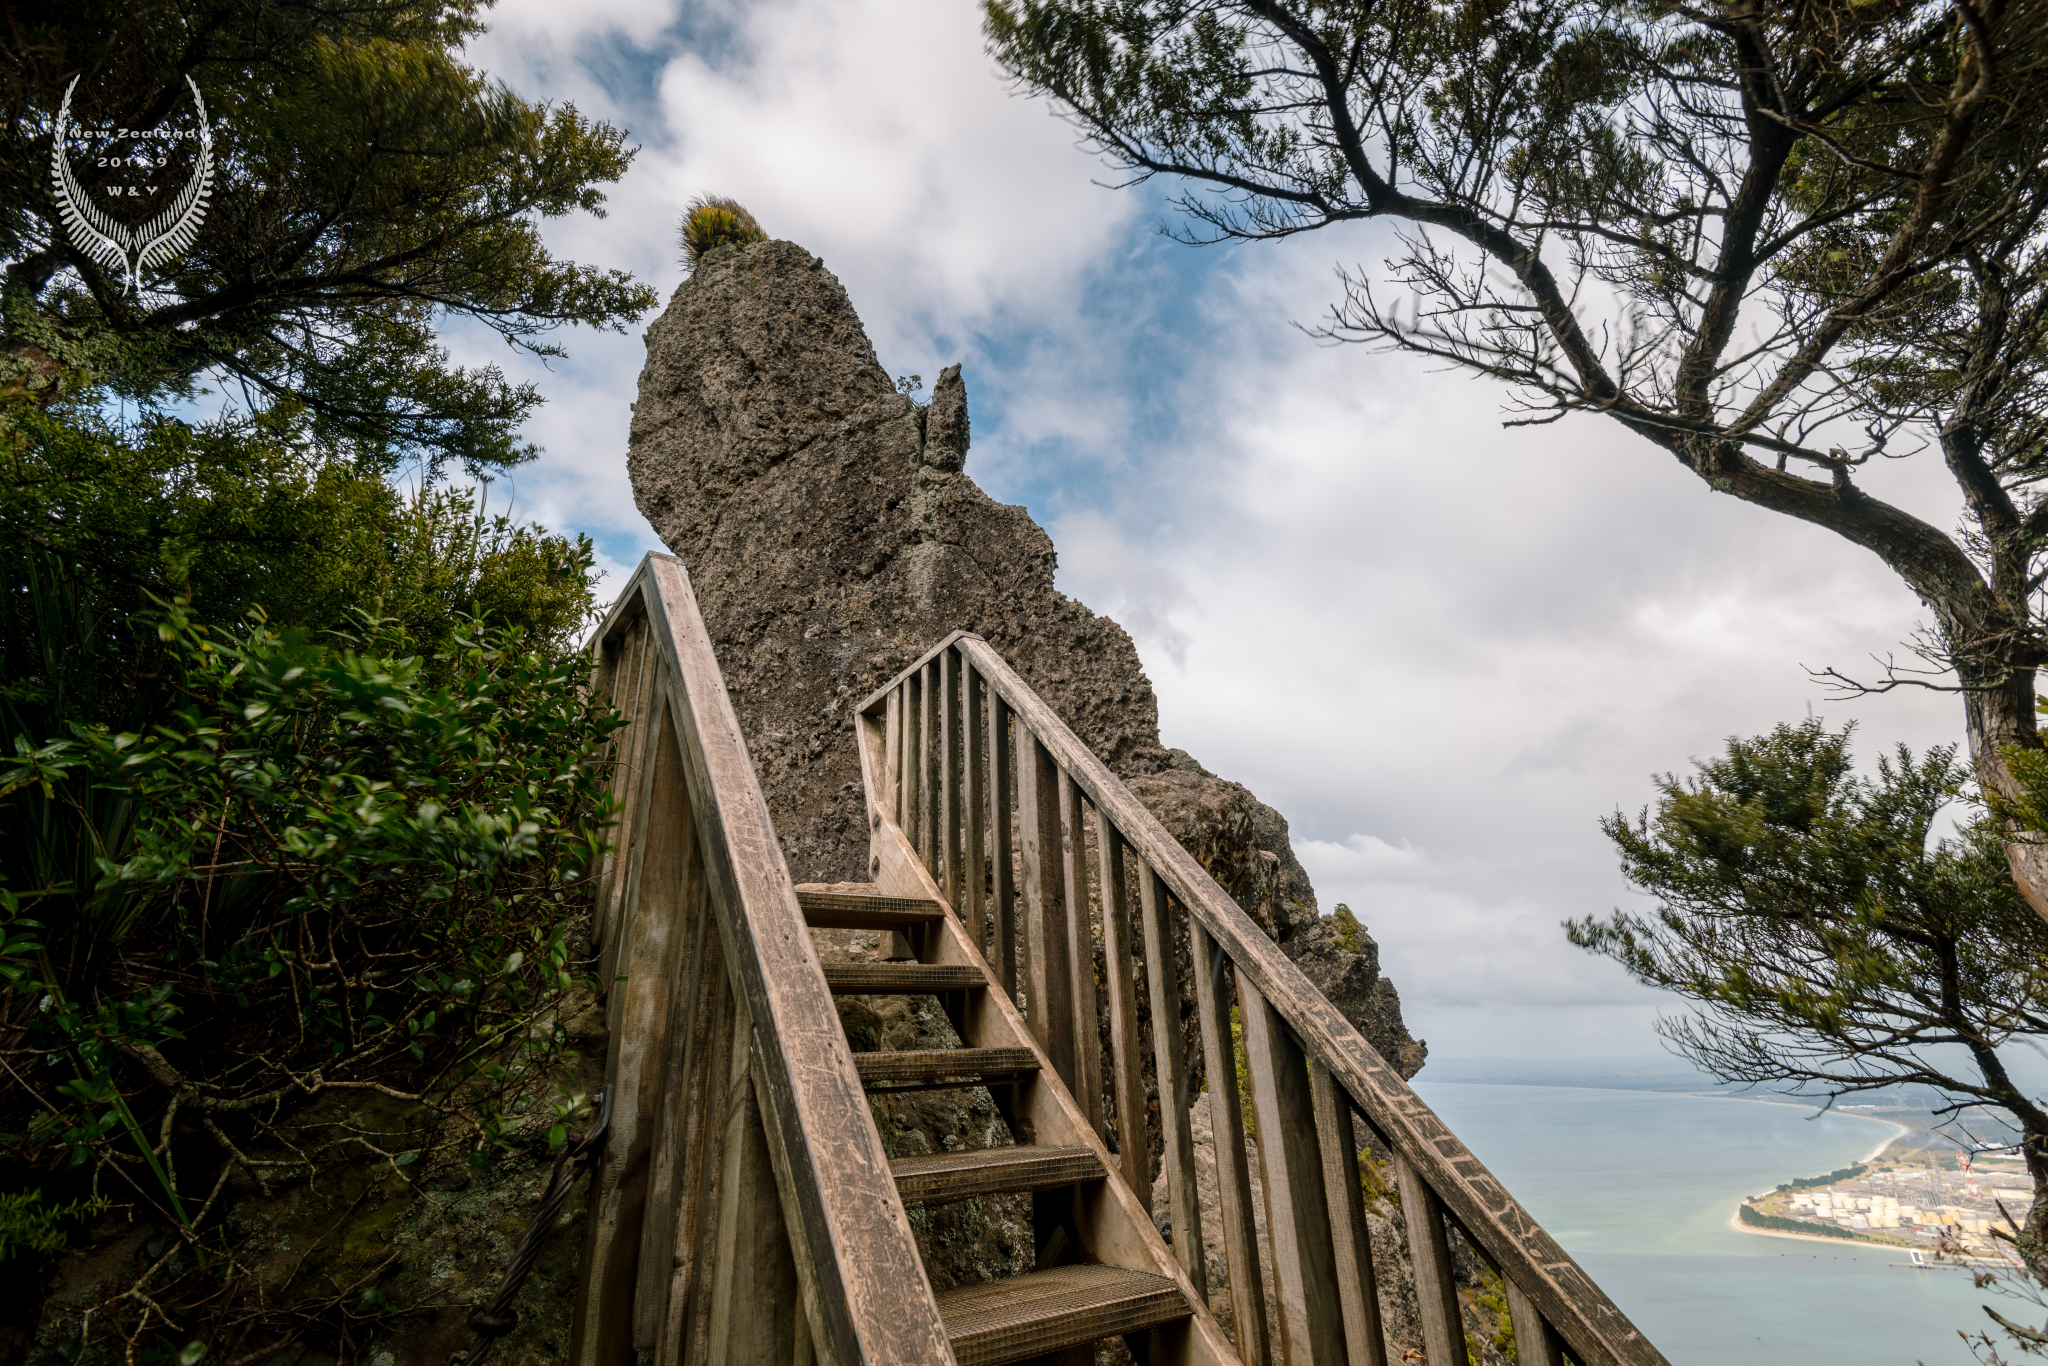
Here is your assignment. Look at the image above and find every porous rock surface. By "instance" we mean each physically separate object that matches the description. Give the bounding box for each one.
[629,239,1171,886]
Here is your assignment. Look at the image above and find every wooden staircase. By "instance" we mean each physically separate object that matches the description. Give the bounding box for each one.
[796,883,1197,1363]
[567,553,1670,1366]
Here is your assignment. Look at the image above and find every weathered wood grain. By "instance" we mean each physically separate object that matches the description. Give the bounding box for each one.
[1094,814,1151,1196]
[852,1047,1039,1087]
[654,925,728,1366]
[597,650,669,995]
[1309,1062,1389,1366]
[1191,922,1271,1366]
[820,962,987,993]
[855,717,1242,1366]
[632,796,708,1349]
[705,1005,802,1364]
[1394,1152,1469,1366]
[892,1146,1104,1206]
[941,648,963,909]
[988,694,1018,999]
[1060,776,1105,1136]
[921,662,940,873]
[666,950,732,1366]
[589,608,651,956]
[1506,1278,1567,1366]
[794,888,947,930]
[1138,863,1207,1297]
[1240,974,1346,1366]
[963,657,987,960]
[936,1264,1190,1366]
[571,698,690,1366]
[1019,728,1076,1089]
[887,683,905,844]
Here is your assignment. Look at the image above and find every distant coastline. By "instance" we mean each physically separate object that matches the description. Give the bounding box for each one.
[1860,1118,1910,1163]
[1725,1209,1893,1249]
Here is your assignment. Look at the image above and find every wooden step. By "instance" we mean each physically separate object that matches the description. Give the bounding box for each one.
[821,962,986,995]
[892,1146,1103,1206]
[935,1264,1190,1366]
[797,888,949,931]
[853,1048,1038,1089]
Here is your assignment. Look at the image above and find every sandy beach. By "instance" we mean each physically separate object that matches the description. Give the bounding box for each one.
[1861,1118,1912,1162]
[1726,1208,1904,1250]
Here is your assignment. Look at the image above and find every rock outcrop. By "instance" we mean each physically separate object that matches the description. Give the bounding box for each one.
[1286,904,1429,1078]
[628,232,1424,1057]
[629,238,1172,886]
[626,234,1433,1342]
[628,238,1404,980]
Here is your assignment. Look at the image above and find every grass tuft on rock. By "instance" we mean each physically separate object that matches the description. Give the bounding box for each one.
[679,195,767,270]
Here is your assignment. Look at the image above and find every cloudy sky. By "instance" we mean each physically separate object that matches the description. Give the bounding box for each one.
[454,0,1966,1061]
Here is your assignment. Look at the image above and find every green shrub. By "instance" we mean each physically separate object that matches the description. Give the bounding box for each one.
[0,1189,108,1258]
[0,393,619,1352]
[2,601,620,1186]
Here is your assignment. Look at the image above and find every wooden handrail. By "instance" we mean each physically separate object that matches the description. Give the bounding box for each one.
[573,554,952,1365]
[859,633,1669,1366]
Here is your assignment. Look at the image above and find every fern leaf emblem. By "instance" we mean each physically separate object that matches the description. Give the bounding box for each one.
[50,75,214,296]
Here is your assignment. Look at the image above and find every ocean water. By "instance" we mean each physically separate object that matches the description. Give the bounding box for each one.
[1411,1081,2015,1365]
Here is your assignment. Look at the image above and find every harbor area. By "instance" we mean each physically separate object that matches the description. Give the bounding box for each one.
[1739,1146,2033,1261]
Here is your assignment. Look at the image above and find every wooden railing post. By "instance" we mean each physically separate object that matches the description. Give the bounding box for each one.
[923,632,1670,1366]
[705,1001,803,1362]
[1060,775,1106,1135]
[649,926,730,1363]
[941,647,963,909]
[597,651,669,990]
[904,672,923,857]
[988,695,1018,998]
[1190,921,1271,1366]
[962,655,987,946]
[1138,864,1207,1297]
[583,558,954,1366]
[573,699,693,1366]
[1393,1152,1470,1366]
[1019,727,1077,1087]
[1094,814,1151,1195]
[1506,1278,1568,1366]
[1239,974,1347,1366]
[921,659,940,871]
[1309,1063,1389,1366]
[886,681,906,844]
[591,613,656,959]
[632,819,710,1349]
[841,630,1672,1366]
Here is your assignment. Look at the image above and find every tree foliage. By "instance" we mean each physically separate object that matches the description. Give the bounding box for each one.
[984,0,2048,911]
[1,397,597,750]
[2,0,659,472]
[0,605,620,1356]
[1570,718,2048,1280]
[0,392,619,1349]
